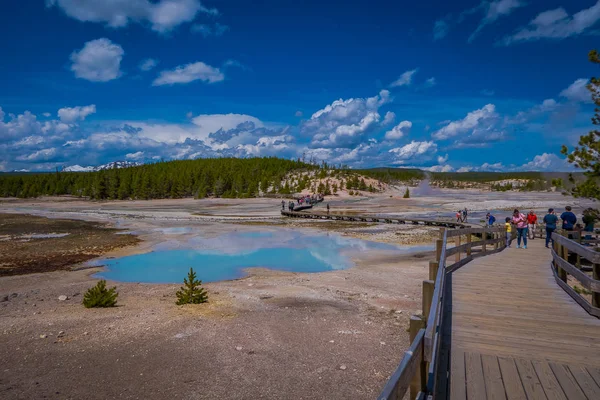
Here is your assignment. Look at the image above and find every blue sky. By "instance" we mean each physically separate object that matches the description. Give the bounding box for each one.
[0,0,598,172]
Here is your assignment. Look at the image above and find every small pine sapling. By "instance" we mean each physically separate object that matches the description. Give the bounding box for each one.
[176,268,208,305]
[83,280,118,308]
[403,188,410,198]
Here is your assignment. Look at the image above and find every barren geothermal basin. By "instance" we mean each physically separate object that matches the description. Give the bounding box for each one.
[93,229,432,283]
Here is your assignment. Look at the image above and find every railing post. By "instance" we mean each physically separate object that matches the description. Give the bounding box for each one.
[435,239,443,264]
[483,229,487,254]
[422,280,434,319]
[577,232,582,269]
[455,235,461,263]
[594,263,600,309]
[556,233,567,282]
[494,232,498,250]
[429,261,439,281]
[409,316,426,400]
[466,233,472,256]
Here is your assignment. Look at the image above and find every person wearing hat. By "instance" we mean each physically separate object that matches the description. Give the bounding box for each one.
[543,208,559,248]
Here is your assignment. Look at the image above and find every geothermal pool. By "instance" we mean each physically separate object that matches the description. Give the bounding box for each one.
[93,230,432,283]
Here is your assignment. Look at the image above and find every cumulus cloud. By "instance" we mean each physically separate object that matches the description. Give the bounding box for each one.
[389,141,437,165]
[70,38,124,82]
[560,79,592,103]
[502,1,600,45]
[382,111,395,126]
[385,121,412,140]
[519,153,573,171]
[302,90,392,148]
[432,104,499,141]
[390,69,418,87]
[437,154,449,164]
[58,105,97,123]
[125,151,145,160]
[152,61,224,86]
[425,77,436,88]
[469,0,526,43]
[47,0,218,33]
[139,58,158,72]
[191,22,229,37]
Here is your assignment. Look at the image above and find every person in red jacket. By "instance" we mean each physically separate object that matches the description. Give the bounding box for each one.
[527,210,538,239]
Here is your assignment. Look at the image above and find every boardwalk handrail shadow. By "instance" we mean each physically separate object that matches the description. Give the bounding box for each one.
[378,226,507,400]
[551,231,600,317]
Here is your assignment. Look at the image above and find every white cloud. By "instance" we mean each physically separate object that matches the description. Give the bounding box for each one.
[457,167,473,173]
[237,135,293,156]
[70,38,124,82]
[382,111,395,125]
[125,151,145,160]
[434,20,450,40]
[152,61,224,86]
[560,79,592,103]
[469,0,526,43]
[191,22,229,37]
[389,141,437,164]
[519,153,572,171]
[295,111,303,117]
[385,121,412,140]
[303,90,392,148]
[437,154,449,164]
[425,77,436,88]
[390,69,418,88]
[424,164,454,172]
[432,104,498,140]
[57,105,97,123]
[16,148,58,162]
[502,1,600,44]
[139,58,158,72]
[481,89,495,96]
[42,112,52,117]
[47,0,218,33]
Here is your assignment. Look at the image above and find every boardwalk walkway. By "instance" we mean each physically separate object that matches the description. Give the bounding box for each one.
[450,238,600,399]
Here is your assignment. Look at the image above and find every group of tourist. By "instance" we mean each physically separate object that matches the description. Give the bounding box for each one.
[455,208,469,223]
[485,206,597,250]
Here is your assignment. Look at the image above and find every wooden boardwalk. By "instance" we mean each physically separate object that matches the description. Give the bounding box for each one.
[281,210,470,229]
[450,238,600,399]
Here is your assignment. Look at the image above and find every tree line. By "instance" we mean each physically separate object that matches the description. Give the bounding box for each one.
[0,158,318,200]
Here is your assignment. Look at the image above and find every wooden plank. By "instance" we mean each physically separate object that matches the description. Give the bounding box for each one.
[450,349,466,400]
[498,357,527,400]
[587,367,600,387]
[532,361,567,400]
[514,358,546,400]
[481,354,505,400]
[553,233,600,263]
[549,363,586,400]
[378,330,425,400]
[465,352,487,400]
[552,249,600,292]
[568,365,600,399]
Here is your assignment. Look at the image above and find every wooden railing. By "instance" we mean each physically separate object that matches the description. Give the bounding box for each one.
[378,226,507,400]
[551,232,600,318]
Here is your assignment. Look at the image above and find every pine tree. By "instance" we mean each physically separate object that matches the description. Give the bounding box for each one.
[403,188,410,198]
[176,268,208,305]
[82,280,118,308]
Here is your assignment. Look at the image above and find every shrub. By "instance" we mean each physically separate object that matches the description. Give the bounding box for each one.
[403,188,410,198]
[176,268,208,305]
[83,280,118,308]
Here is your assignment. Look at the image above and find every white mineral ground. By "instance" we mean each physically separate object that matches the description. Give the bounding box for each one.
[0,187,594,399]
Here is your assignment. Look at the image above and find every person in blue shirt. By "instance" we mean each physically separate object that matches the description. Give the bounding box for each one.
[560,206,577,231]
[543,208,559,248]
[486,212,496,227]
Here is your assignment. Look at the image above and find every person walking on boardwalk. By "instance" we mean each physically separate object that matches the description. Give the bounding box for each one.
[326,203,330,214]
[560,206,577,231]
[281,200,285,211]
[543,208,558,248]
[512,209,528,249]
[456,211,462,222]
[462,208,468,222]
[505,217,512,248]
[486,212,496,227]
[582,208,597,240]
[527,210,538,239]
